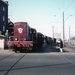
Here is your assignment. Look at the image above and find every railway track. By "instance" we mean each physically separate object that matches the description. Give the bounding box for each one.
[0,53,15,61]
[51,44,75,66]
[0,52,27,75]
[0,45,75,75]
[4,53,27,75]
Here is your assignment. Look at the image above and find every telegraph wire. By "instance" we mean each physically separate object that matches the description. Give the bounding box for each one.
[56,0,65,16]
[56,0,74,23]
[55,0,66,23]
[64,0,74,12]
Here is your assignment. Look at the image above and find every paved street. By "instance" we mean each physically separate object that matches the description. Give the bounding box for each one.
[0,45,75,75]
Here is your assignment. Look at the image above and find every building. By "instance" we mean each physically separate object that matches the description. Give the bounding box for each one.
[0,0,8,35]
[8,18,14,36]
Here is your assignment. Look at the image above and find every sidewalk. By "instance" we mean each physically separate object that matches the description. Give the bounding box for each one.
[0,49,13,53]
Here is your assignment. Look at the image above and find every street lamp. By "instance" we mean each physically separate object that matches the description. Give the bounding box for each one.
[63,12,72,46]
[65,15,72,22]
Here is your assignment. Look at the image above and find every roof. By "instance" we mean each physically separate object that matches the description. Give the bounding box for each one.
[0,0,8,5]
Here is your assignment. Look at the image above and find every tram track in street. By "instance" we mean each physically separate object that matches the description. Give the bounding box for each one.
[0,53,15,62]
[51,45,75,66]
[0,51,27,75]
[4,53,27,75]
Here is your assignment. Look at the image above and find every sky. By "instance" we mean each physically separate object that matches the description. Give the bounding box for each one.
[5,0,75,39]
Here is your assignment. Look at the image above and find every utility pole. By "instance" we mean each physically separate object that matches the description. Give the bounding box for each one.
[63,12,65,46]
[62,12,72,46]
[52,26,54,39]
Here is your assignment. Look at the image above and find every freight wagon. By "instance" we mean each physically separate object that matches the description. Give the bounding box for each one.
[36,32,44,49]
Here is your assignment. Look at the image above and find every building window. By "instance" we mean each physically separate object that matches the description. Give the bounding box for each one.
[3,25,5,31]
[3,7,5,11]
[3,15,5,21]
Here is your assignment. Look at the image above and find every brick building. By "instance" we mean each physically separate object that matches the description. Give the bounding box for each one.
[0,0,8,35]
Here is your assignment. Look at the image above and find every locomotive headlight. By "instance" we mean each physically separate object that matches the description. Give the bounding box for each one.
[15,38,17,41]
[24,38,26,41]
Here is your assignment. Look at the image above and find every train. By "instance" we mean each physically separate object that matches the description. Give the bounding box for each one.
[7,22,45,52]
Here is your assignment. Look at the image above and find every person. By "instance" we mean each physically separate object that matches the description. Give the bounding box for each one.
[5,30,9,41]
[60,39,63,52]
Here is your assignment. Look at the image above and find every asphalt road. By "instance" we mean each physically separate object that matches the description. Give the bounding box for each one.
[0,45,75,75]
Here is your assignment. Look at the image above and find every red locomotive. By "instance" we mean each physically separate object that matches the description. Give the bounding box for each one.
[8,22,37,52]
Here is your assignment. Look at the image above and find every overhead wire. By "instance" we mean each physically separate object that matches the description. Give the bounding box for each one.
[53,0,74,39]
[56,0,66,23]
[63,0,74,39]
[56,0,74,23]
[64,0,74,12]
[50,0,66,24]
[64,0,74,27]
[56,0,65,15]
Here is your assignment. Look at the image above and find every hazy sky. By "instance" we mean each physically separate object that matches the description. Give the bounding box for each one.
[6,0,75,39]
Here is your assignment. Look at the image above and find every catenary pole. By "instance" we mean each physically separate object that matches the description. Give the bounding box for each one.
[63,12,65,46]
